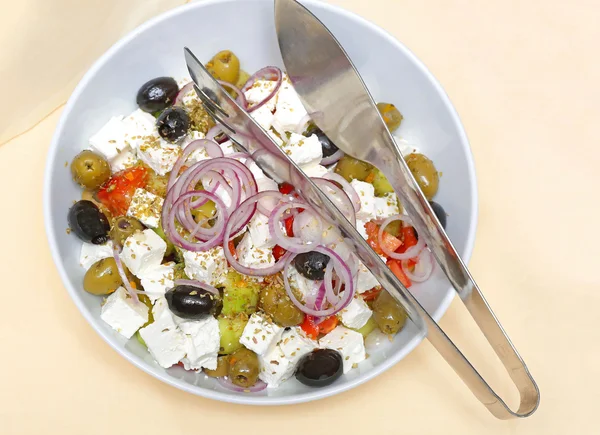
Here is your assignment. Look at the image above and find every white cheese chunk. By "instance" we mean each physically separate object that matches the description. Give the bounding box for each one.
[236,233,276,271]
[79,241,114,270]
[244,79,279,112]
[183,247,228,287]
[126,188,164,229]
[320,326,366,373]
[274,77,308,132]
[355,219,368,239]
[250,104,275,131]
[280,132,323,167]
[302,163,328,178]
[356,260,382,294]
[247,213,274,249]
[139,298,186,368]
[338,297,372,329]
[110,146,138,173]
[89,116,128,160]
[351,180,377,221]
[139,262,175,302]
[259,345,296,388]
[176,315,220,370]
[286,267,318,302]
[396,138,419,156]
[121,229,167,278]
[373,193,400,219]
[239,313,284,356]
[121,109,157,149]
[181,131,209,163]
[100,287,149,339]
[278,327,318,365]
[137,135,181,176]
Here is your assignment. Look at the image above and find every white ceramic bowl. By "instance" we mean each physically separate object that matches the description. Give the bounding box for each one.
[44,0,477,405]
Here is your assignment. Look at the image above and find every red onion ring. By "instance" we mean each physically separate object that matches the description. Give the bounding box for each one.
[216,377,267,393]
[173,279,220,295]
[401,249,434,282]
[312,178,356,225]
[174,82,194,106]
[378,215,426,260]
[269,201,320,254]
[206,125,228,144]
[294,114,313,134]
[322,172,360,212]
[112,244,139,302]
[321,149,344,166]
[241,66,283,113]
[168,139,224,191]
[217,80,247,108]
[223,192,292,276]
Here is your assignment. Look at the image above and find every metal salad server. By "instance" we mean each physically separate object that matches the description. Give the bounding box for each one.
[274,0,539,419]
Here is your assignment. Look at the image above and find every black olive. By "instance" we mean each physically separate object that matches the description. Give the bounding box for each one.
[165,285,222,319]
[68,200,110,244]
[293,251,330,280]
[156,107,190,143]
[429,201,447,229]
[295,349,343,387]
[136,77,179,113]
[306,125,339,158]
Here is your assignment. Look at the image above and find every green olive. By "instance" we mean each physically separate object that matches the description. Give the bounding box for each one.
[228,348,260,388]
[334,155,374,182]
[371,169,394,196]
[83,257,130,295]
[259,276,305,327]
[405,153,439,200]
[218,315,248,354]
[204,355,229,378]
[110,216,144,247]
[206,50,240,84]
[71,150,111,189]
[372,290,407,335]
[377,102,403,133]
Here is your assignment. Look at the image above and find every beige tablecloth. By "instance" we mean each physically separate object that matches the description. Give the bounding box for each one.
[1,0,598,433]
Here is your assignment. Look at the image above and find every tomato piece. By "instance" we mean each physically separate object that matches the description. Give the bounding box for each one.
[300,315,318,339]
[97,167,148,216]
[387,259,412,288]
[361,287,382,301]
[227,240,236,258]
[397,226,418,253]
[278,182,295,195]
[317,316,338,335]
[272,245,287,261]
[365,221,402,256]
[284,216,294,237]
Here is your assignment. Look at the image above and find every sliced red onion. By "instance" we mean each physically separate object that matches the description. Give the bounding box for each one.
[401,249,434,283]
[241,66,283,113]
[223,192,292,276]
[321,149,344,166]
[378,215,426,260]
[216,376,267,393]
[217,80,247,108]
[168,139,224,191]
[322,172,360,212]
[174,82,194,106]
[312,178,356,225]
[269,201,320,254]
[294,114,313,134]
[206,125,228,144]
[173,279,220,295]
[112,244,138,302]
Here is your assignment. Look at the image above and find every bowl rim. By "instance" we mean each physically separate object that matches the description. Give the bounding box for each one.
[43,0,478,405]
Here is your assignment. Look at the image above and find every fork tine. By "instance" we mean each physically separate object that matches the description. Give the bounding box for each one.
[193,85,229,118]
[202,103,237,135]
[223,134,248,153]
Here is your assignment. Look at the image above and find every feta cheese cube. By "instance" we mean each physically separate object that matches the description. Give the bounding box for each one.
[219,140,237,156]
[373,193,400,219]
[89,116,128,160]
[139,298,186,368]
[338,297,372,329]
[121,109,157,149]
[245,79,280,111]
[239,313,284,356]
[320,326,366,373]
[110,146,138,173]
[176,315,220,370]
[280,133,323,167]
[286,267,318,302]
[355,219,368,239]
[236,233,276,271]
[126,188,164,229]
[250,104,275,131]
[100,287,149,339]
[247,213,274,249]
[246,160,267,181]
[121,229,167,278]
[274,77,308,132]
[302,163,328,178]
[256,177,278,193]
[183,247,228,286]
[278,327,318,364]
[79,241,114,270]
[396,138,419,156]
[259,345,296,388]
[351,180,377,221]
[137,135,181,176]
[139,262,175,302]
[181,131,210,163]
[356,260,381,293]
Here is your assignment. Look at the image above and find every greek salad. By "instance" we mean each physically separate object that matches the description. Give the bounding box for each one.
[68,49,446,391]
